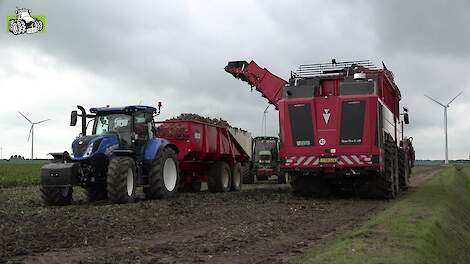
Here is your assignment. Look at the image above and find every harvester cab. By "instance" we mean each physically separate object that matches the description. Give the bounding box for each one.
[40,104,179,206]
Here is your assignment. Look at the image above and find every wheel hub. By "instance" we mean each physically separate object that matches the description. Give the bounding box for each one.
[163,158,177,191]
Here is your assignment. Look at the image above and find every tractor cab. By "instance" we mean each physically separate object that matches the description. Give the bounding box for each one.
[251,137,280,181]
[69,105,160,160]
[40,103,179,206]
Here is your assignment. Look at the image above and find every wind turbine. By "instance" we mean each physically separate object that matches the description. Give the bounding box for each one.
[18,111,50,160]
[425,91,462,165]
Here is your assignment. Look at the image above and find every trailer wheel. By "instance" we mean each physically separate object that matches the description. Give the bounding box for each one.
[230,163,242,191]
[40,186,73,206]
[208,161,231,192]
[106,157,136,204]
[145,147,179,199]
[85,185,107,202]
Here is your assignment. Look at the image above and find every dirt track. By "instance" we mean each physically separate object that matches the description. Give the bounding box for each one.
[0,167,442,264]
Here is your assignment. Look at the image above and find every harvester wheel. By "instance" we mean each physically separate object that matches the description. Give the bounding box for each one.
[106,156,136,204]
[85,185,107,202]
[230,163,242,191]
[40,186,73,206]
[398,150,410,191]
[372,138,398,199]
[208,161,231,192]
[18,20,26,34]
[36,20,43,31]
[9,20,19,35]
[144,147,179,199]
[277,170,288,184]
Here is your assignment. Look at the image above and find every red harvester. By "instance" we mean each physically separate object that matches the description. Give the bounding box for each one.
[225,60,415,198]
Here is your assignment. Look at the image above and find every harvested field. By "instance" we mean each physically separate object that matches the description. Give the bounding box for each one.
[0,166,442,263]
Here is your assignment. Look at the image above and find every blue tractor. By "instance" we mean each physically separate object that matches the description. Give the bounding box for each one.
[40,104,180,205]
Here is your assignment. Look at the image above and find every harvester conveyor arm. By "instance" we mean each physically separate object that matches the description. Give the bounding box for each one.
[224,60,287,108]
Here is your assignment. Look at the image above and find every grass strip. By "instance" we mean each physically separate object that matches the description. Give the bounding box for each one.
[297,167,470,264]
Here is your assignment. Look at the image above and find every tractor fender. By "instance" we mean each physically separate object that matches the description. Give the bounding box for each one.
[143,138,178,161]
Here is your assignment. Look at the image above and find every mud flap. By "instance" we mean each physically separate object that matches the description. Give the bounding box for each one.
[41,163,79,187]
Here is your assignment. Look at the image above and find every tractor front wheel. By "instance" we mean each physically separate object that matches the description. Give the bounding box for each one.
[106,157,136,204]
[40,186,73,206]
[144,147,179,199]
[208,161,232,192]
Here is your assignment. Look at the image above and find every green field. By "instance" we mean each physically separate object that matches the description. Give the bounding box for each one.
[0,160,45,188]
[297,167,470,264]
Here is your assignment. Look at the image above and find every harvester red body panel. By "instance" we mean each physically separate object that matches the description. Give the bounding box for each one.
[226,59,414,197]
[225,60,402,171]
[155,120,251,184]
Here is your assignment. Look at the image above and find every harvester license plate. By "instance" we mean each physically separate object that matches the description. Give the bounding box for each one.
[319,157,337,164]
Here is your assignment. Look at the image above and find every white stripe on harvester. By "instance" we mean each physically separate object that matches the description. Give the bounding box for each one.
[351,155,363,165]
[303,156,314,166]
[338,160,344,165]
[295,156,306,166]
[313,157,320,165]
[342,155,354,165]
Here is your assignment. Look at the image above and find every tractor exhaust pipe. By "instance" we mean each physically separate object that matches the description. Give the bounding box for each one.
[77,105,87,136]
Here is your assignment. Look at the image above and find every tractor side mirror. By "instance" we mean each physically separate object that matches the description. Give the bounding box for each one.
[404,113,410,124]
[70,111,78,126]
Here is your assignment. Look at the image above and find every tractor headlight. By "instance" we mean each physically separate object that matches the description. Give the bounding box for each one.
[83,139,102,158]
[83,144,94,158]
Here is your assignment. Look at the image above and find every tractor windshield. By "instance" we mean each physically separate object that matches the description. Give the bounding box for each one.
[253,139,278,162]
[94,114,131,136]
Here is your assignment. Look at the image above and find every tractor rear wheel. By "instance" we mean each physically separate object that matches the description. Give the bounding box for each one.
[85,185,107,202]
[40,186,73,206]
[144,147,179,199]
[208,161,231,192]
[398,150,410,191]
[106,157,136,204]
[230,163,242,191]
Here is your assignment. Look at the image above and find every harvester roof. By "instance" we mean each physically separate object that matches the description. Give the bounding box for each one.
[90,105,157,114]
[290,60,401,99]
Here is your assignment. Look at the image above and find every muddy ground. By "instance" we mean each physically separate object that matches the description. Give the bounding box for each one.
[0,167,442,264]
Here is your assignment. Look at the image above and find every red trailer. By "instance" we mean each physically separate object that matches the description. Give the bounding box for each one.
[155,119,252,192]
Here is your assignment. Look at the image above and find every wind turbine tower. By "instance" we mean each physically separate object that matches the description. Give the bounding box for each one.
[425,92,462,165]
[18,111,50,160]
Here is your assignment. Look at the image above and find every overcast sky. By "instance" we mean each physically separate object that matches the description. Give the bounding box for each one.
[0,0,469,160]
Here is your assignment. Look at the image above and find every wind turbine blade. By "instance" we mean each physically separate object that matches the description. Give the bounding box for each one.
[424,95,446,107]
[27,125,33,142]
[18,111,32,124]
[34,118,51,124]
[447,91,463,106]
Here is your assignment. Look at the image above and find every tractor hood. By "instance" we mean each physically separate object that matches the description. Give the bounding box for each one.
[71,134,119,160]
